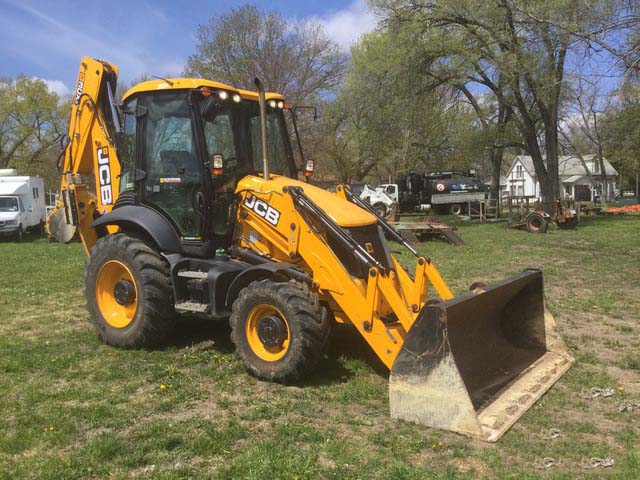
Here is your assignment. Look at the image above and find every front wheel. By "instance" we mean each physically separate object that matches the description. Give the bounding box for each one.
[230,279,330,384]
[84,233,175,348]
[557,216,578,230]
[15,225,23,242]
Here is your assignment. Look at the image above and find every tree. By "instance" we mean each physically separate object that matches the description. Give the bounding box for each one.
[371,0,630,201]
[317,29,479,184]
[600,84,640,194]
[185,4,348,106]
[0,76,66,178]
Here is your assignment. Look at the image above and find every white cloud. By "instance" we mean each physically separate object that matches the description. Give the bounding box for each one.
[37,78,71,98]
[313,0,378,50]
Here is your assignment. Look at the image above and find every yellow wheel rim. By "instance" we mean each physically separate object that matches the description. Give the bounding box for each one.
[246,304,290,361]
[96,260,138,328]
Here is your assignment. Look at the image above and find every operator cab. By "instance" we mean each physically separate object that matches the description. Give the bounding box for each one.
[118,79,298,255]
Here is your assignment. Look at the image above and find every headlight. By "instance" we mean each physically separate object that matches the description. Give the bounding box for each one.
[232,94,241,103]
[218,91,228,100]
[277,101,284,109]
[268,100,277,108]
[6,220,17,225]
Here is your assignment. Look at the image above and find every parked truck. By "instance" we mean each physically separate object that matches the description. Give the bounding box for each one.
[385,172,489,215]
[0,170,46,240]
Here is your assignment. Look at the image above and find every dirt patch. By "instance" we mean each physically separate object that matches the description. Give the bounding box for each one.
[455,457,493,477]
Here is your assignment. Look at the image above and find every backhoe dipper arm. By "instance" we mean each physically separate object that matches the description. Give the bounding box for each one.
[50,57,121,254]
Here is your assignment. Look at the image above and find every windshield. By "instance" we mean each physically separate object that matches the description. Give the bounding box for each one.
[0,197,19,212]
[200,96,295,179]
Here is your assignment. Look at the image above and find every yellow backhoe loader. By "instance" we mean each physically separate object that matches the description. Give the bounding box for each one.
[48,57,574,442]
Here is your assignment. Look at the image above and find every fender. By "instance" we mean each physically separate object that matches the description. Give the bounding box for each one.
[225,262,310,308]
[90,205,182,253]
[524,210,551,222]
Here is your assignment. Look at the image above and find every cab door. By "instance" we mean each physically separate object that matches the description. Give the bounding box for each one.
[139,92,206,241]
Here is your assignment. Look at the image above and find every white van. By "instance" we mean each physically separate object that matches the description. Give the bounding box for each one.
[0,169,46,241]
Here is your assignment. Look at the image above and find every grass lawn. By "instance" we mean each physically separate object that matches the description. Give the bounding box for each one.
[1,216,639,479]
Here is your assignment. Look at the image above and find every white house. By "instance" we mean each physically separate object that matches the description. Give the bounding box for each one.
[506,154,618,201]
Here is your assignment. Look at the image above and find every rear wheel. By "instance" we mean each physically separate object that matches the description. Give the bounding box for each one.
[449,204,463,215]
[230,279,330,384]
[526,213,548,233]
[84,233,175,348]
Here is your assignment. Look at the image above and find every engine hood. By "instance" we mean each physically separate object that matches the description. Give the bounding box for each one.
[0,211,19,222]
[236,175,376,228]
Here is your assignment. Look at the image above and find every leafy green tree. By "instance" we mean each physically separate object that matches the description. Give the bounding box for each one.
[0,76,66,178]
[316,28,479,184]
[601,84,640,193]
[185,4,347,106]
[371,0,630,201]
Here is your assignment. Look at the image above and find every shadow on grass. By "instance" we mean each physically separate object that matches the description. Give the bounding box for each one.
[166,316,388,387]
[169,316,235,354]
[307,324,389,387]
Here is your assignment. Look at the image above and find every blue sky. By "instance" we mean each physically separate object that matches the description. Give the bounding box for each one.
[0,0,377,97]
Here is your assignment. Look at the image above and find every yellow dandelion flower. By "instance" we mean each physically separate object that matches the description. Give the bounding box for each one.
[160,384,166,390]
[226,380,232,385]
[618,385,625,392]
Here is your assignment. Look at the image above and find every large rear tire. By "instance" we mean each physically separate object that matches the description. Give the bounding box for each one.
[230,279,330,384]
[449,203,463,216]
[84,233,175,348]
[526,213,548,234]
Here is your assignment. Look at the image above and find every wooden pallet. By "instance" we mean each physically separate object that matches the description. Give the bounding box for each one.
[389,220,465,246]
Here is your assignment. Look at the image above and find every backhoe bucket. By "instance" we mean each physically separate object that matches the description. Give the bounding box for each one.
[389,270,574,442]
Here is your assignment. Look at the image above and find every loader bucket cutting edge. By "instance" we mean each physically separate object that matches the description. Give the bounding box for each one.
[389,270,574,442]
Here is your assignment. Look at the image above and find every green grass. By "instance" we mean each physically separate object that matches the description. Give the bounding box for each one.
[1,216,639,479]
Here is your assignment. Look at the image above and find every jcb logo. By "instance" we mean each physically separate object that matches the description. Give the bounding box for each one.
[244,194,280,226]
[97,147,113,205]
[74,73,85,105]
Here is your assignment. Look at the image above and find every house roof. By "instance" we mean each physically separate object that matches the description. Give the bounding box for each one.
[507,154,618,179]
[508,155,536,177]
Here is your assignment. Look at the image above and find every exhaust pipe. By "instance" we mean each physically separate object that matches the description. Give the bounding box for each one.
[254,77,270,181]
[389,269,574,442]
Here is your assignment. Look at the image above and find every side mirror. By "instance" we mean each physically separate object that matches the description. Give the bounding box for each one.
[201,96,220,121]
[59,134,70,151]
[29,207,33,212]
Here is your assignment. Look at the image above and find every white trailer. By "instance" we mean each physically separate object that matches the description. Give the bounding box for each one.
[0,169,46,241]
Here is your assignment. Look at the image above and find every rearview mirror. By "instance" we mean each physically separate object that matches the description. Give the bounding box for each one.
[201,96,220,121]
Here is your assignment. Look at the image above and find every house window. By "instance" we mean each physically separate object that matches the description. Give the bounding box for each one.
[516,165,523,178]
[516,185,524,196]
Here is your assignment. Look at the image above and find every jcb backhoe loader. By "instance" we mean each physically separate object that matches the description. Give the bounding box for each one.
[48,57,574,442]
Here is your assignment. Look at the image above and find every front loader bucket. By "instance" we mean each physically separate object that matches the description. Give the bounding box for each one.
[389,270,574,442]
